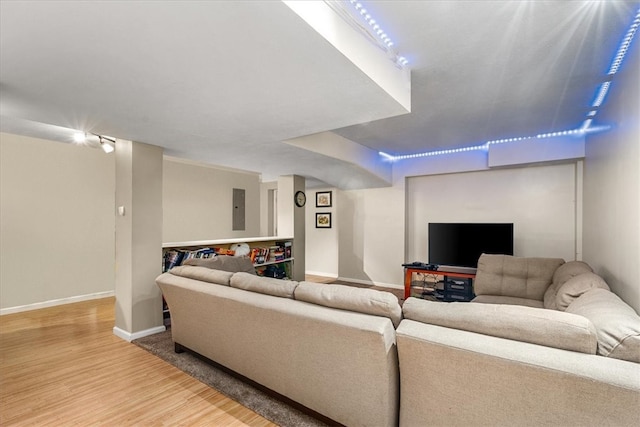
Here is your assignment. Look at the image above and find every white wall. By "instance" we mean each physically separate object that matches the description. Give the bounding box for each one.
[583,39,639,312]
[0,133,115,310]
[260,181,278,236]
[163,158,261,243]
[406,164,579,264]
[316,131,588,288]
[305,187,339,277]
[0,136,265,312]
[337,185,405,287]
[326,161,579,289]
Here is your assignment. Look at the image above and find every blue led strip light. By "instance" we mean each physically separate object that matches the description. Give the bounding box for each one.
[381,7,640,162]
[347,0,409,66]
[582,7,640,130]
[379,129,591,161]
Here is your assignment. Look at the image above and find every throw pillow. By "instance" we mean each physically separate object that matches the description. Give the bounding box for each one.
[183,255,256,274]
[552,260,593,286]
[544,261,594,309]
[555,272,610,311]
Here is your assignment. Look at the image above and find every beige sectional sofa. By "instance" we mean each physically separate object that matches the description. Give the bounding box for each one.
[398,254,640,426]
[156,264,402,427]
[156,254,640,427]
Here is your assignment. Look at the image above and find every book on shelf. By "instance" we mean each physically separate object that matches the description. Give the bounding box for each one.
[163,247,217,271]
[250,247,269,264]
[250,242,291,265]
[214,247,235,256]
[268,245,285,262]
[163,250,185,271]
[182,247,215,262]
[276,241,292,259]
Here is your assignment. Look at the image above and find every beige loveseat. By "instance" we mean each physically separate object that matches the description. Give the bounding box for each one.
[397,254,640,426]
[156,263,402,427]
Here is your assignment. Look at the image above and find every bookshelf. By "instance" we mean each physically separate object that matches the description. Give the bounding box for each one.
[162,236,293,273]
[161,236,294,326]
[163,236,294,275]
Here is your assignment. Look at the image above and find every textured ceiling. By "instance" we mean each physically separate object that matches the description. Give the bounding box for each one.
[333,1,638,155]
[1,1,637,189]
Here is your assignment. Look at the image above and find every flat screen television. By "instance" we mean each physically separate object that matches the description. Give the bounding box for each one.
[428,223,514,268]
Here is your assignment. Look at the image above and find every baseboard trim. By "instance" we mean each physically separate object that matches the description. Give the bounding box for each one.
[304,270,338,279]
[336,277,403,290]
[113,325,166,342]
[0,291,115,316]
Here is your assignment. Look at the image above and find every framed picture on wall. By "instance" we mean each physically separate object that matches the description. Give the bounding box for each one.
[316,191,332,207]
[316,212,332,228]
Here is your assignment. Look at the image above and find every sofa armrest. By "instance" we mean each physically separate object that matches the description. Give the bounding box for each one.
[567,288,640,363]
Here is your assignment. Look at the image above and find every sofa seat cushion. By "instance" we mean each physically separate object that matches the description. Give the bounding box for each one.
[472,295,544,308]
[183,255,256,274]
[230,272,298,299]
[566,288,640,363]
[544,261,594,309]
[294,282,403,327]
[402,297,598,354]
[475,254,565,301]
[169,265,233,286]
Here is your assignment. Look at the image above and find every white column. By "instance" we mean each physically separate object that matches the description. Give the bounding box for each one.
[113,140,165,341]
[277,175,306,281]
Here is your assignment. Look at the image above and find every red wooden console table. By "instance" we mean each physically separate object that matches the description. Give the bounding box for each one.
[403,266,476,299]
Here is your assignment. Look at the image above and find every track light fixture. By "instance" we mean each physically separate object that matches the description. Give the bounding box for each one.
[98,135,115,153]
[73,132,115,153]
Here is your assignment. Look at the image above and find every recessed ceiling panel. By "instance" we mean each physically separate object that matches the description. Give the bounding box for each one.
[0,1,408,160]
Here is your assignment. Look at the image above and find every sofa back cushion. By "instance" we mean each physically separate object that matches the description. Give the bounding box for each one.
[183,255,257,275]
[230,272,298,299]
[566,288,640,363]
[169,265,233,286]
[402,297,598,354]
[474,254,565,301]
[294,282,403,327]
[472,295,544,308]
[544,261,594,309]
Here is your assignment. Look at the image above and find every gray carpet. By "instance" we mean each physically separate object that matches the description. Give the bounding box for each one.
[133,329,330,427]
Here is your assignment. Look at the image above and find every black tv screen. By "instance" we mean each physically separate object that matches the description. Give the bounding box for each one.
[428,223,514,268]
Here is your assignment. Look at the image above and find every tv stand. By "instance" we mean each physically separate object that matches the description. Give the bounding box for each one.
[402,264,476,300]
[435,265,477,274]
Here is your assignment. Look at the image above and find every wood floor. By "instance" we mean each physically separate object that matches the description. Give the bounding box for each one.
[0,296,277,426]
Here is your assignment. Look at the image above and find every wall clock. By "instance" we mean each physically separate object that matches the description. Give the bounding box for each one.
[295,190,306,207]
